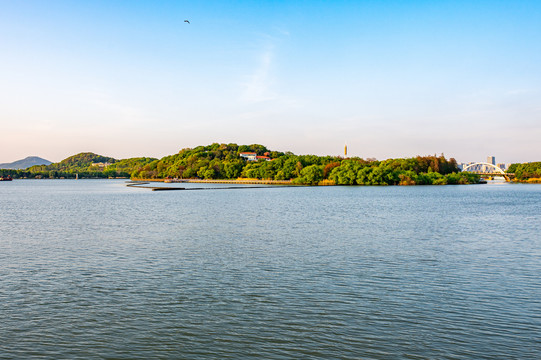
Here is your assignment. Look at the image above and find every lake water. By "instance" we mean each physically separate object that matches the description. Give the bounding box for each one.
[1,180,540,359]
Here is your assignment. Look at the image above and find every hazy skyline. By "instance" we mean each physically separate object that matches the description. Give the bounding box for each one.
[1,0,540,164]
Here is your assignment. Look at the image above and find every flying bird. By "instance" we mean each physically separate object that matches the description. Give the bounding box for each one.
[184,20,190,24]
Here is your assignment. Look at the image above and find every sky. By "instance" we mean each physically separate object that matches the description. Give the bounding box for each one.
[1,0,540,164]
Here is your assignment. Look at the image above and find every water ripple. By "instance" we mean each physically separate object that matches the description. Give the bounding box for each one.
[1,180,540,359]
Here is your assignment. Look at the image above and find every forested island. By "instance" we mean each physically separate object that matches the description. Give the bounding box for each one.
[1,143,539,185]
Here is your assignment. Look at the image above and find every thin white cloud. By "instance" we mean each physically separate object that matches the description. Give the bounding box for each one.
[506,88,536,95]
[240,47,276,103]
[273,26,290,36]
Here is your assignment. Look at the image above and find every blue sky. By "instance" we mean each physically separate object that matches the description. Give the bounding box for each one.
[1,0,540,163]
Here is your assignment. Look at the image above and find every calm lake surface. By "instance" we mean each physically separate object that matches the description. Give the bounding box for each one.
[1,180,540,359]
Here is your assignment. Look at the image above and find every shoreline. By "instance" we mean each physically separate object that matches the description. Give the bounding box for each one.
[7,177,540,185]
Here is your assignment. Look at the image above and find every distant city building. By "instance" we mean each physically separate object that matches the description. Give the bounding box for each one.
[459,162,475,171]
[497,163,507,171]
[487,156,495,165]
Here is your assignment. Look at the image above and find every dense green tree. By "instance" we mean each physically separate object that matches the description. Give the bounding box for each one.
[297,165,324,185]
[507,162,541,180]
[224,160,243,179]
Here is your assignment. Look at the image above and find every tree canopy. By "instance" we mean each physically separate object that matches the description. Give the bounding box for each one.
[507,162,541,181]
[0,144,480,185]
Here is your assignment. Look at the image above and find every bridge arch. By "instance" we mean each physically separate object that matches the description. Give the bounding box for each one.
[462,162,510,181]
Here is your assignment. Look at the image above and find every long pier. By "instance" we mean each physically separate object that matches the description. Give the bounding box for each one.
[126,180,298,191]
[175,179,294,185]
[130,178,295,185]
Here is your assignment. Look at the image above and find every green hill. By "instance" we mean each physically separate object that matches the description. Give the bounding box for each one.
[58,152,116,168]
[128,143,475,186]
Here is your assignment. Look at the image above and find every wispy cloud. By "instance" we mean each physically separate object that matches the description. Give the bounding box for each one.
[506,88,536,96]
[240,46,276,103]
[273,26,290,36]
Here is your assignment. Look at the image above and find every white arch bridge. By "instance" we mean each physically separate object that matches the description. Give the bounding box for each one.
[462,162,514,182]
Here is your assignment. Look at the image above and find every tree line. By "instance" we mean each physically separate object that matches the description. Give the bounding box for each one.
[0,153,156,179]
[130,143,477,185]
[0,143,480,185]
[507,162,541,181]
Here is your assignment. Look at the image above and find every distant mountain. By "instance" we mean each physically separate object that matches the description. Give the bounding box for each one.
[0,156,52,169]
